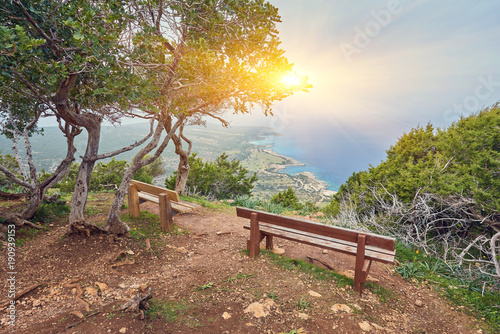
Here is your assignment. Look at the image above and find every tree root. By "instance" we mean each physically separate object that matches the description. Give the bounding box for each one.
[0,283,45,309]
[68,221,107,237]
[0,212,43,240]
[120,288,152,319]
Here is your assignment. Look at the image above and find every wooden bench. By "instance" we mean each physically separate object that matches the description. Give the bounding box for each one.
[128,180,198,232]
[236,207,396,294]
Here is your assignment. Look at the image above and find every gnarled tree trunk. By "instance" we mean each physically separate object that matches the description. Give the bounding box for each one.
[172,126,192,195]
[105,115,184,234]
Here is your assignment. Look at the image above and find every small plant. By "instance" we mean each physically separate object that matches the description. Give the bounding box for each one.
[226,273,256,284]
[106,313,116,319]
[297,297,310,311]
[195,282,215,291]
[267,291,279,301]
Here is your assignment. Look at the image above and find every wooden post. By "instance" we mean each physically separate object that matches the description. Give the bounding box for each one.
[158,193,173,232]
[354,234,367,294]
[128,184,140,218]
[265,235,274,250]
[249,212,260,258]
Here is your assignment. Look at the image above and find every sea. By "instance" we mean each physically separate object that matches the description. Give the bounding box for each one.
[252,123,389,192]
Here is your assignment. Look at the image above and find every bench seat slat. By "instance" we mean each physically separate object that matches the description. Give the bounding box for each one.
[138,192,193,214]
[244,223,395,264]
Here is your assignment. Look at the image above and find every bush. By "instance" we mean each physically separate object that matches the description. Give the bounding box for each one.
[165,152,257,200]
[270,187,301,210]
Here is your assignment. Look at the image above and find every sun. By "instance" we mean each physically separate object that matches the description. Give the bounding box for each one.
[281,74,302,87]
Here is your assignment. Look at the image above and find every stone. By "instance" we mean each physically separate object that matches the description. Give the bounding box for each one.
[70,311,85,319]
[272,247,285,255]
[85,287,98,296]
[296,312,309,320]
[32,299,41,307]
[125,250,134,255]
[358,321,373,332]
[95,282,108,291]
[222,312,231,320]
[119,327,127,333]
[322,249,328,254]
[331,304,352,314]
[138,284,149,293]
[415,299,424,307]
[243,298,277,318]
[118,283,126,289]
[308,290,322,298]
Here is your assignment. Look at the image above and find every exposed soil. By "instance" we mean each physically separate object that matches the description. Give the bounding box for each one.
[0,196,486,333]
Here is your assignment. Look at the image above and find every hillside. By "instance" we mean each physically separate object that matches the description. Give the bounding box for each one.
[0,196,487,333]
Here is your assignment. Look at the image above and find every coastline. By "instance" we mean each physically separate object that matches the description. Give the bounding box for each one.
[242,144,335,204]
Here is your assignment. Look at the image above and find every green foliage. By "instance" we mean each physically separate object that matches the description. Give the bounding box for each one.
[0,152,20,190]
[165,153,257,200]
[326,103,500,220]
[146,299,189,323]
[297,297,310,311]
[270,187,300,209]
[31,199,70,224]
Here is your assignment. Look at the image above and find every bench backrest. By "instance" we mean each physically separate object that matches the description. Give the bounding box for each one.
[236,206,395,251]
[130,180,180,202]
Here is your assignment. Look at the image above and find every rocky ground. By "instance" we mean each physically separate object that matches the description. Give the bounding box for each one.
[0,195,488,333]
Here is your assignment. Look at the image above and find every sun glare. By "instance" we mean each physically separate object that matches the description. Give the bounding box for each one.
[281,74,302,87]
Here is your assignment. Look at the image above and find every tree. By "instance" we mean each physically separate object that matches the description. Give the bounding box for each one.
[165,153,258,199]
[0,0,157,233]
[104,0,310,233]
[0,1,308,235]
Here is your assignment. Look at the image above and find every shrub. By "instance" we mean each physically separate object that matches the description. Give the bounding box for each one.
[165,152,257,200]
[270,187,301,209]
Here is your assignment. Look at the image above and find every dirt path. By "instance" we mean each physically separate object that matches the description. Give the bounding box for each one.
[0,202,484,333]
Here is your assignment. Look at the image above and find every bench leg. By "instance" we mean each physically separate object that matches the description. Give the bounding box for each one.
[354,234,367,295]
[265,235,274,250]
[249,212,261,258]
[158,193,173,232]
[128,184,140,218]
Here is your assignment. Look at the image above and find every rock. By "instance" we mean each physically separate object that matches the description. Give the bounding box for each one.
[85,287,98,296]
[118,283,126,289]
[32,299,41,307]
[331,304,352,314]
[308,290,322,298]
[70,311,85,319]
[126,250,134,255]
[296,312,309,320]
[243,298,278,318]
[415,299,424,307]
[322,249,328,254]
[272,247,285,255]
[222,312,231,320]
[119,327,127,333]
[95,282,108,291]
[338,270,379,283]
[138,284,149,293]
[358,321,373,332]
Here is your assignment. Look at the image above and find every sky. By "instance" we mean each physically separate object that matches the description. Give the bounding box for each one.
[228,0,500,149]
